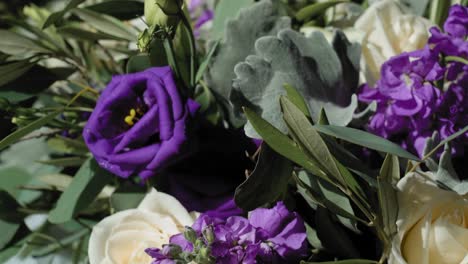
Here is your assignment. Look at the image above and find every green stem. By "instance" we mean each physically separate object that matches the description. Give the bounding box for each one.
[445,56,468,65]
[179,11,197,91]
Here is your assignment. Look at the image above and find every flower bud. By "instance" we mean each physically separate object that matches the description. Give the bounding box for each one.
[162,244,183,258]
[202,226,215,244]
[144,0,182,29]
[183,226,198,244]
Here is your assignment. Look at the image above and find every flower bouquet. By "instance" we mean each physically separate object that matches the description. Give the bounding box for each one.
[0,0,466,263]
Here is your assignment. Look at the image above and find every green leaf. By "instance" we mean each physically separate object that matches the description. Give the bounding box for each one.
[427,125,468,158]
[47,136,88,155]
[0,220,20,250]
[296,0,349,21]
[313,125,420,161]
[38,157,86,167]
[43,0,86,29]
[235,144,293,211]
[211,0,254,39]
[0,60,34,87]
[0,111,61,152]
[281,98,367,203]
[315,207,360,258]
[400,0,430,15]
[110,190,146,212]
[296,171,364,226]
[206,0,290,125]
[0,191,23,222]
[281,97,342,182]
[85,0,144,20]
[429,0,451,27]
[0,30,51,55]
[196,40,219,83]
[283,84,311,118]
[232,30,359,137]
[301,259,378,264]
[0,167,39,204]
[57,25,129,41]
[305,223,323,250]
[377,154,399,238]
[72,8,137,41]
[243,107,327,179]
[126,54,152,73]
[48,158,113,224]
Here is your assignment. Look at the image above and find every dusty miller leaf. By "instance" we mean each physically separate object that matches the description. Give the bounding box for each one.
[205,0,291,125]
[232,29,360,138]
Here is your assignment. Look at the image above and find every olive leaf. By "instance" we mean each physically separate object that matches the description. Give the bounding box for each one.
[232,29,360,138]
[205,0,291,125]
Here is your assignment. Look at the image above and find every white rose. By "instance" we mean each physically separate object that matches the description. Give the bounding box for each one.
[389,172,468,264]
[88,189,197,264]
[355,0,433,86]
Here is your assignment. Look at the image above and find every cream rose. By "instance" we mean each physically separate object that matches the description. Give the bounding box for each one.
[355,0,433,86]
[389,172,468,264]
[88,189,197,264]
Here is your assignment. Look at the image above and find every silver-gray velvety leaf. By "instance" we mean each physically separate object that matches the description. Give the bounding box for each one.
[205,0,291,119]
[232,29,359,138]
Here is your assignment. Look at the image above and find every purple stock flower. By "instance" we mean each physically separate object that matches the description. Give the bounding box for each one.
[249,202,308,262]
[188,0,214,37]
[358,5,468,157]
[146,202,308,263]
[83,67,199,179]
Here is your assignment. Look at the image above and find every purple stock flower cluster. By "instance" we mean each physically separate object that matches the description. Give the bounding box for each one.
[146,202,308,264]
[358,5,468,157]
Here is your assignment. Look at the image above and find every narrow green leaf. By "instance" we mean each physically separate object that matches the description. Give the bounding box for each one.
[305,223,323,250]
[196,40,220,83]
[243,107,327,179]
[284,84,311,118]
[47,136,88,155]
[296,171,365,224]
[313,125,420,161]
[280,97,342,183]
[429,0,451,27]
[57,25,129,41]
[296,0,349,21]
[378,154,399,238]
[0,111,61,151]
[43,0,86,29]
[85,0,144,20]
[72,8,136,41]
[48,158,113,224]
[315,207,360,258]
[0,60,34,87]
[38,157,86,167]
[426,125,468,158]
[235,144,293,211]
[0,30,50,55]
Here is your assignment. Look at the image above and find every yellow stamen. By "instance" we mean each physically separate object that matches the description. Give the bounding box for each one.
[124,109,137,126]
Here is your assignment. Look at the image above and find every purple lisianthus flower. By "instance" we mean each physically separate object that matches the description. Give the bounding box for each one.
[83,67,199,179]
[146,202,308,263]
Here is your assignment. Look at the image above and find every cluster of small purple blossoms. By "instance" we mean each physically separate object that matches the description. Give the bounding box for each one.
[145,202,308,264]
[358,5,468,157]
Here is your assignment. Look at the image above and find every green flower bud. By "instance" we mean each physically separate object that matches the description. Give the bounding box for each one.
[202,226,215,244]
[165,244,183,258]
[144,0,182,30]
[183,226,198,244]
